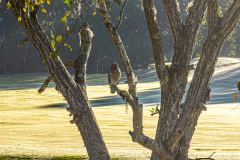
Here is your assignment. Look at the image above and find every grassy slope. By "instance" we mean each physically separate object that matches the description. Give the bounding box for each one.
[0,72,240,159]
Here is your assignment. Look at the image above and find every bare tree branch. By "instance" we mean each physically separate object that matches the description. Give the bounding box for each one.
[143,0,167,83]
[162,0,183,44]
[87,0,101,11]
[112,86,170,158]
[31,4,40,18]
[221,0,240,37]
[63,60,76,68]
[75,22,92,91]
[18,37,29,47]
[185,0,208,37]
[97,0,137,98]
[207,0,219,34]
[129,131,170,158]
[38,22,92,94]
[38,61,76,94]
[38,75,52,94]
[114,0,128,31]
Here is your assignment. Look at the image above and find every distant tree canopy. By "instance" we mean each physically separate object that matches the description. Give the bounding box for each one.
[0,0,239,75]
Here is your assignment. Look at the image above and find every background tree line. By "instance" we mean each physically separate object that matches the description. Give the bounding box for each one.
[0,0,239,75]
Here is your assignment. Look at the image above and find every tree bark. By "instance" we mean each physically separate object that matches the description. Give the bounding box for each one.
[143,0,207,159]
[143,0,240,159]
[6,1,110,159]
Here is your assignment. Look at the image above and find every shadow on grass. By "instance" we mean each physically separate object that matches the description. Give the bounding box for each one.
[37,103,68,108]
[36,88,162,108]
[90,87,161,107]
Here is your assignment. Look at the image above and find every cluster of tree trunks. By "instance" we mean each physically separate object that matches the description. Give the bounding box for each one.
[5,0,240,159]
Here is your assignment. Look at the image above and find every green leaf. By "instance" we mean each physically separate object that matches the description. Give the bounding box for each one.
[116,16,120,20]
[66,26,69,31]
[117,0,121,6]
[76,17,78,20]
[42,60,45,63]
[18,17,22,22]
[49,52,54,59]
[108,7,111,11]
[92,11,96,15]
[41,9,47,13]
[54,56,58,62]
[57,45,61,51]
[60,16,67,23]
[56,35,62,43]
[51,40,55,48]
[64,43,68,46]
[106,1,110,6]
[55,52,60,56]
[65,0,72,7]
[68,45,72,51]
[65,11,70,17]
[7,3,11,9]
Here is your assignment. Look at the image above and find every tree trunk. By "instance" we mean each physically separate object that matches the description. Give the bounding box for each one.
[6,1,110,159]
[144,0,240,159]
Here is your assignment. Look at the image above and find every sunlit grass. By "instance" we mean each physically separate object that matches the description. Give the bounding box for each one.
[0,73,240,159]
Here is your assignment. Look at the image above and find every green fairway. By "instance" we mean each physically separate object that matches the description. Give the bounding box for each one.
[0,72,240,159]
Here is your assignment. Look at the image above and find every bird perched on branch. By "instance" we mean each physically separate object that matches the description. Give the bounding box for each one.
[108,63,121,94]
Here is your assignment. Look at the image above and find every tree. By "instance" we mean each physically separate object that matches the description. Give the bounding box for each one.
[96,0,240,159]
[4,0,240,160]
[5,0,110,159]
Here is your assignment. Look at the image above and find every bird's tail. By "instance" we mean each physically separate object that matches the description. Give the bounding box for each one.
[110,87,115,94]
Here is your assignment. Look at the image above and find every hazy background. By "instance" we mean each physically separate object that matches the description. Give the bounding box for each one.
[0,0,239,75]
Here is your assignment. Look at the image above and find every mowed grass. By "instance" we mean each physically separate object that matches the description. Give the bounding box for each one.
[0,73,240,159]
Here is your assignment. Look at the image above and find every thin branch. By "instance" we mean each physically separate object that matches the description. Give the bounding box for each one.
[97,0,137,97]
[112,86,170,158]
[221,0,240,37]
[129,131,170,158]
[207,0,219,34]
[75,22,92,91]
[150,112,158,116]
[143,0,167,83]
[87,0,101,11]
[18,37,29,47]
[31,4,40,18]
[162,0,183,44]
[38,75,52,94]
[53,2,87,54]
[38,61,75,94]
[64,60,76,68]
[114,0,128,31]
[185,0,208,37]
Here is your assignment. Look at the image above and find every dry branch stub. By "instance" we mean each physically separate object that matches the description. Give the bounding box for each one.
[66,107,82,124]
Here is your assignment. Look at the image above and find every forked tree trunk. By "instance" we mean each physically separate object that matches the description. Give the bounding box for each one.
[6,1,110,159]
[96,0,240,159]
[148,0,240,159]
